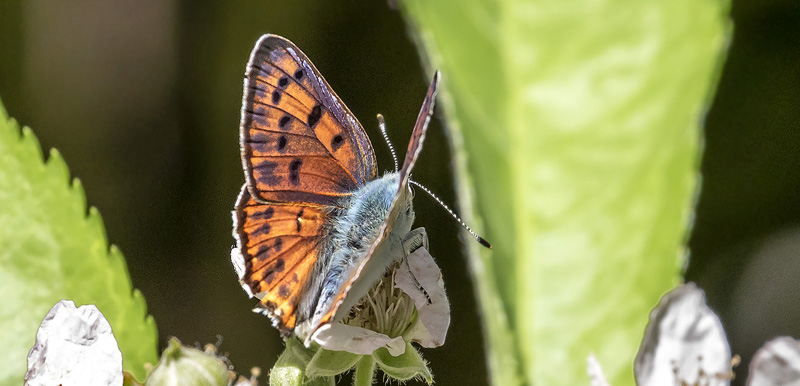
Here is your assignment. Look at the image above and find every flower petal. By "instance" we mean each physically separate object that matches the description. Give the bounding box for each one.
[747,336,800,386]
[395,246,450,348]
[634,283,731,386]
[25,300,123,386]
[587,353,611,386]
[313,324,406,356]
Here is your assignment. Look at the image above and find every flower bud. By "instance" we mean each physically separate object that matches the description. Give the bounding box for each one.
[145,337,231,386]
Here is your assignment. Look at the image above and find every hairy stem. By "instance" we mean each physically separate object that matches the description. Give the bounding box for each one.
[353,355,376,386]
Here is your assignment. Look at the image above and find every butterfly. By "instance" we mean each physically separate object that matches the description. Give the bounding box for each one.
[230,34,440,342]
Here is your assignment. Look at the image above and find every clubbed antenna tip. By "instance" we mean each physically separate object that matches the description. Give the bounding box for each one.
[377,114,399,173]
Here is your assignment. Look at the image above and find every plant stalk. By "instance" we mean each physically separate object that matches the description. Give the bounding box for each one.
[353,355,376,386]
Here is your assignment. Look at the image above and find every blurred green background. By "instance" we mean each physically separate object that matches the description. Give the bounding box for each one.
[0,1,798,385]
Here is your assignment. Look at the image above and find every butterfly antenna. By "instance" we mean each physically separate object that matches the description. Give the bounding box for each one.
[377,114,399,172]
[409,180,492,249]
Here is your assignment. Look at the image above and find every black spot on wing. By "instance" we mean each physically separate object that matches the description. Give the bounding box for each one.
[308,105,322,128]
[278,76,289,88]
[331,134,344,151]
[278,115,290,129]
[251,223,271,238]
[274,237,283,252]
[296,208,305,232]
[272,90,281,104]
[294,69,304,80]
[277,136,288,152]
[253,206,274,221]
[289,159,302,185]
[275,258,285,272]
[252,244,271,263]
[264,270,276,285]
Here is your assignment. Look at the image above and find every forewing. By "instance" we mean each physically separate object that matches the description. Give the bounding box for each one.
[241,34,377,207]
[398,71,439,186]
[232,184,327,336]
[308,72,440,335]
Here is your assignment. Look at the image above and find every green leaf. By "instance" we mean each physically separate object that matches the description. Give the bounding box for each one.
[306,347,362,378]
[0,98,158,384]
[401,1,730,385]
[373,343,432,384]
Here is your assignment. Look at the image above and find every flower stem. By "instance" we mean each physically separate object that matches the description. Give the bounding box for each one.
[353,355,376,386]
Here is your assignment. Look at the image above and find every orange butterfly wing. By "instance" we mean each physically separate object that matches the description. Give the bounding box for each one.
[240,34,377,207]
[235,34,379,336]
[232,185,327,336]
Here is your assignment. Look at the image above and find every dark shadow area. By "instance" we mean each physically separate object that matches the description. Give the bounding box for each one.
[686,0,800,384]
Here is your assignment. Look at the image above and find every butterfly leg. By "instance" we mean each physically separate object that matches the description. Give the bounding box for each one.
[401,227,431,303]
[402,227,428,256]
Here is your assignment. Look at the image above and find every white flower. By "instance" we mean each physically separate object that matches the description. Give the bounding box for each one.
[748,337,800,386]
[25,300,123,386]
[589,283,800,386]
[634,283,732,386]
[312,246,450,357]
[587,353,611,386]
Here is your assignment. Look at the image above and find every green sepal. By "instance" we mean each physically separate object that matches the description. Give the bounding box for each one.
[306,347,362,378]
[270,338,334,386]
[145,337,230,386]
[373,343,432,384]
[123,372,144,386]
[303,376,334,386]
